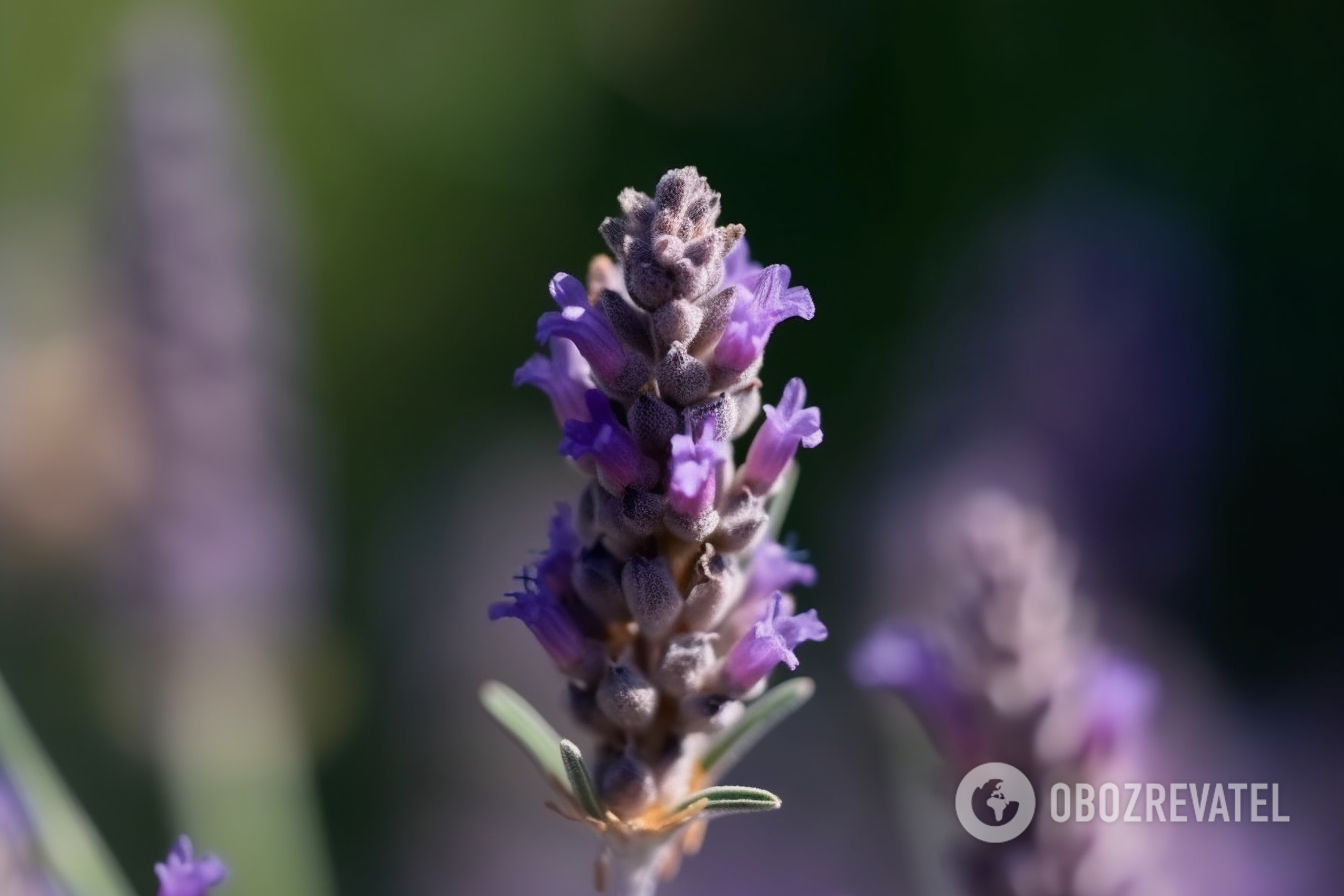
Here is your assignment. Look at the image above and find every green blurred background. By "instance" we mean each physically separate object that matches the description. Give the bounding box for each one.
[1,1,1342,894]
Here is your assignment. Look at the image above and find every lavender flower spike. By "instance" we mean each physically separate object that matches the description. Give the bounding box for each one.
[514,338,595,425]
[484,168,825,896]
[713,264,815,374]
[156,836,227,896]
[721,593,828,695]
[668,415,730,519]
[741,377,823,493]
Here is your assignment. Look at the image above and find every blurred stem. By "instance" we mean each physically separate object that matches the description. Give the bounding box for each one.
[0,671,136,896]
[159,619,333,896]
[602,837,668,896]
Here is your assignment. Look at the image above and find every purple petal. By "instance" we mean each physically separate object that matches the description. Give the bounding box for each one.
[721,593,827,693]
[156,836,227,896]
[667,414,730,517]
[513,338,595,425]
[741,377,823,492]
[559,391,656,492]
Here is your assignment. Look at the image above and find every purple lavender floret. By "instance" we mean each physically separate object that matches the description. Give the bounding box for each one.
[155,836,227,896]
[489,167,826,892]
[741,377,823,493]
[536,274,629,385]
[514,338,594,425]
[668,415,730,518]
[489,576,593,678]
[713,265,815,375]
[721,593,828,694]
[560,390,659,492]
[746,538,818,603]
[722,238,764,292]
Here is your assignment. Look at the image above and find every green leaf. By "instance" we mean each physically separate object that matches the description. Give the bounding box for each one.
[673,784,782,819]
[559,739,604,819]
[764,463,800,543]
[478,681,569,794]
[701,677,814,778]
[0,673,136,896]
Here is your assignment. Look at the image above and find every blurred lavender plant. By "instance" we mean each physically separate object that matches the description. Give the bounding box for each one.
[853,490,1167,896]
[482,167,826,895]
[105,9,330,895]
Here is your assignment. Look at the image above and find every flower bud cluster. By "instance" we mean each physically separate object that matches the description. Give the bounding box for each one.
[495,167,827,822]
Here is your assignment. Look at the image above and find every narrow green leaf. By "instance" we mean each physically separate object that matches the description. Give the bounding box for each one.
[559,739,605,819]
[701,677,814,778]
[764,463,800,543]
[0,673,136,896]
[673,784,781,819]
[478,681,569,794]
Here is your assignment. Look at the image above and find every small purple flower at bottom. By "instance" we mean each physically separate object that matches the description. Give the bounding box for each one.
[156,836,226,896]
[741,378,822,493]
[713,264,814,374]
[514,338,594,426]
[560,390,658,491]
[668,415,730,518]
[490,577,592,677]
[721,592,827,694]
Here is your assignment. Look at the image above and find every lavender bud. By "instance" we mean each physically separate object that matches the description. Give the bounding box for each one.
[653,298,703,347]
[567,681,620,737]
[656,341,711,407]
[599,288,653,358]
[682,394,738,444]
[620,488,666,538]
[620,555,683,637]
[571,543,629,622]
[655,632,719,697]
[600,167,744,311]
[711,486,769,553]
[628,393,679,456]
[596,662,659,732]
[687,286,735,356]
[678,693,745,734]
[596,749,658,817]
[682,543,742,630]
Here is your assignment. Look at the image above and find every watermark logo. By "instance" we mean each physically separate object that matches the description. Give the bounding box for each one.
[955,762,1037,842]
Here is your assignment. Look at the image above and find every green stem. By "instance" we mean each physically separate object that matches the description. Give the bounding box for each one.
[0,671,137,896]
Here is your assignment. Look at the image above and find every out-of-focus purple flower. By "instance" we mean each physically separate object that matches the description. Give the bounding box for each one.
[559,390,658,492]
[536,274,627,384]
[514,338,594,425]
[534,503,579,599]
[155,836,226,896]
[713,265,814,374]
[741,377,822,493]
[721,593,827,694]
[746,539,817,603]
[668,415,730,518]
[851,625,979,764]
[1078,654,1159,752]
[489,576,592,677]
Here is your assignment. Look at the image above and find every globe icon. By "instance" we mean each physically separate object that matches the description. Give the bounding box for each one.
[971,778,1020,827]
